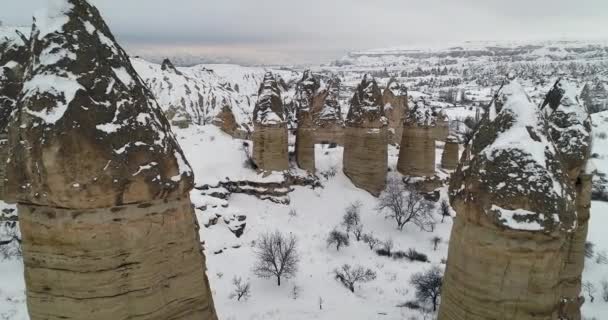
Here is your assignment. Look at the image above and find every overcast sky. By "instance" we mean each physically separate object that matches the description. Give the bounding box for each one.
[2,0,608,65]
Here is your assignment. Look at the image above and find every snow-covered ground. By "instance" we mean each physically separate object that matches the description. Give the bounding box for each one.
[2,124,608,319]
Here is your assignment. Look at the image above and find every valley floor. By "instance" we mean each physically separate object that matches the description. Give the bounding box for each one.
[1,126,607,319]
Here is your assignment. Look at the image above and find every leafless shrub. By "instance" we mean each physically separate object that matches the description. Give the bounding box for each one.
[377,178,435,231]
[228,276,251,301]
[334,264,377,293]
[253,231,299,286]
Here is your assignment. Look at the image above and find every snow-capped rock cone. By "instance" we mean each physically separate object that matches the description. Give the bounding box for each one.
[252,72,288,171]
[212,99,239,137]
[6,1,217,319]
[295,71,344,172]
[438,81,577,320]
[343,75,387,196]
[382,78,408,144]
[397,99,447,177]
[441,135,460,170]
[545,80,593,318]
[0,27,29,199]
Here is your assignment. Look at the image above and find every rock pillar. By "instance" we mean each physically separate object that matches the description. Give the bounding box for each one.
[343,75,387,196]
[6,1,217,319]
[441,138,460,170]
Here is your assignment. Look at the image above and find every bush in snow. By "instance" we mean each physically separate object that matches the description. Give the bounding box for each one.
[405,249,429,263]
[583,281,596,303]
[439,200,452,223]
[392,250,408,260]
[253,231,299,286]
[375,238,395,257]
[341,201,362,238]
[398,300,422,310]
[320,166,338,179]
[288,208,298,218]
[431,236,442,251]
[353,224,364,241]
[334,264,377,293]
[410,266,443,311]
[377,178,435,232]
[596,251,608,265]
[291,284,300,300]
[228,276,251,301]
[0,222,22,260]
[585,241,595,259]
[363,233,381,250]
[601,280,608,302]
[327,229,350,251]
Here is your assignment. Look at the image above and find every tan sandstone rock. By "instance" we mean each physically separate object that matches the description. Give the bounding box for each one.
[295,71,344,172]
[6,1,217,319]
[441,136,460,170]
[544,81,593,319]
[252,72,289,171]
[438,81,577,320]
[343,75,387,196]
[382,78,408,144]
[397,99,446,177]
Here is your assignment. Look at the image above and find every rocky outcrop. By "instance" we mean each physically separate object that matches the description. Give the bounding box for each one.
[441,136,460,170]
[439,81,578,320]
[212,100,241,137]
[343,75,387,196]
[545,81,593,319]
[0,26,29,132]
[6,1,217,319]
[382,78,408,144]
[252,72,289,171]
[295,71,344,172]
[397,99,446,177]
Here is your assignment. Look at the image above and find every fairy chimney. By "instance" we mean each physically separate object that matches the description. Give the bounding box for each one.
[545,81,593,319]
[295,71,344,172]
[382,78,408,144]
[441,136,460,170]
[438,81,577,320]
[343,75,387,196]
[397,99,445,177]
[6,1,217,319]
[252,72,289,171]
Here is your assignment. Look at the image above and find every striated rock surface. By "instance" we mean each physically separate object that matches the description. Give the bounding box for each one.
[441,136,460,170]
[545,81,593,319]
[343,75,387,195]
[212,99,241,137]
[295,71,344,172]
[382,78,408,144]
[6,1,217,319]
[397,99,446,177]
[439,81,577,320]
[252,72,289,171]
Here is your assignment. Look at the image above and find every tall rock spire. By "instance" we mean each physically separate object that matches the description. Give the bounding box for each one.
[343,75,387,195]
[6,1,217,319]
[438,81,577,320]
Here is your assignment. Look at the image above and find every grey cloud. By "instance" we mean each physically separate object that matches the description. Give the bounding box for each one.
[2,0,607,65]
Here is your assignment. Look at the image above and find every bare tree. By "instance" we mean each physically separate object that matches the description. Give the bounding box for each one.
[342,201,362,238]
[253,231,299,286]
[334,264,377,293]
[585,241,595,259]
[410,266,443,311]
[382,238,394,257]
[440,200,452,223]
[363,233,381,250]
[601,280,608,302]
[353,224,364,241]
[431,237,442,251]
[327,229,350,251]
[583,281,596,303]
[377,178,435,231]
[228,276,251,301]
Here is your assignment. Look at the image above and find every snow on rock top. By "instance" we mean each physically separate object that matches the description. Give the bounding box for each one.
[253,72,286,126]
[0,26,29,132]
[546,80,592,177]
[7,0,194,208]
[452,80,576,232]
[405,98,447,127]
[346,74,386,128]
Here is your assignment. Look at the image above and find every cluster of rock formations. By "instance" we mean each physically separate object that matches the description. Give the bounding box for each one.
[3,0,218,319]
[252,72,289,172]
[439,80,592,320]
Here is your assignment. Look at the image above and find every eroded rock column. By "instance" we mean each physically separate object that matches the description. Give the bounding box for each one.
[545,81,593,319]
[397,101,446,177]
[343,75,387,196]
[382,78,408,144]
[441,137,460,170]
[6,1,217,319]
[252,72,289,171]
[438,81,577,320]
